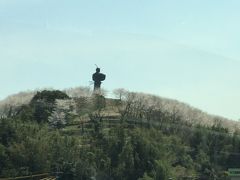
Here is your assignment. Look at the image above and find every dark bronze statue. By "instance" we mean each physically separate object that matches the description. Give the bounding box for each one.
[92,67,106,91]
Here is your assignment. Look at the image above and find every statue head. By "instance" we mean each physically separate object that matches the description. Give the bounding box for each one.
[96,68,100,73]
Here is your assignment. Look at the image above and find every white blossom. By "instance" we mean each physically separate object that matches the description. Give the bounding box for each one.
[64,87,92,98]
[48,109,67,128]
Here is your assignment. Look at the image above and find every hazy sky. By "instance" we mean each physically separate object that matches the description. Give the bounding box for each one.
[0,0,240,120]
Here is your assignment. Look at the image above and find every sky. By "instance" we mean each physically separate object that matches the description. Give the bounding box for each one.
[0,0,240,120]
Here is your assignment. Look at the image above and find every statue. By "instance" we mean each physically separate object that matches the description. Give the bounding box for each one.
[92,67,106,91]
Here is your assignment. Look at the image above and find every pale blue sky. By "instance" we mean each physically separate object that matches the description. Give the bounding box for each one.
[0,0,240,120]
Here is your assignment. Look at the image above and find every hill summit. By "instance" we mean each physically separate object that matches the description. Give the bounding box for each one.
[0,87,239,131]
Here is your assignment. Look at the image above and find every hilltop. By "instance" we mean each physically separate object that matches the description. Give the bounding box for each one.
[0,87,239,132]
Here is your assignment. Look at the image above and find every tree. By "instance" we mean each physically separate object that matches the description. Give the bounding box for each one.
[48,99,76,129]
[138,173,154,180]
[48,110,67,129]
[64,86,92,98]
[31,90,69,104]
[0,118,16,146]
[116,141,135,179]
[155,160,171,180]
[113,88,128,101]
[89,94,106,137]
[0,144,7,174]
[30,90,69,123]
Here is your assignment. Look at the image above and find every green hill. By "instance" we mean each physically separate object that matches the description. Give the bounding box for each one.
[0,88,240,180]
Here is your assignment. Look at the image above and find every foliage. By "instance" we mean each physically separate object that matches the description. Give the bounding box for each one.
[48,110,67,129]
[0,89,240,180]
[30,90,69,104]
[13,90,70,123]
